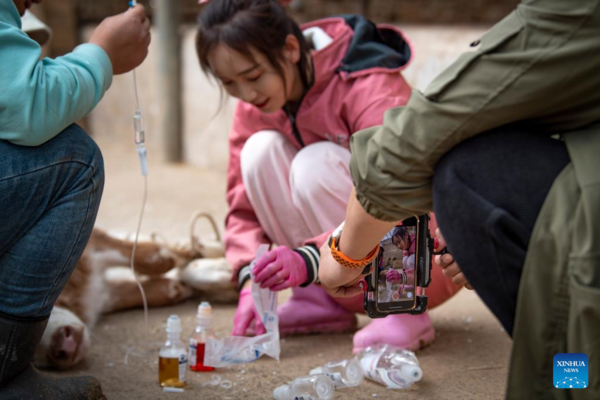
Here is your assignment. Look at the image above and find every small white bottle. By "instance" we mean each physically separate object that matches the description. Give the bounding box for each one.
[189,301,215,372]
[158,315,187,388]
[273,374,335,400]
[310,359,364,388]
[356,344,422,389]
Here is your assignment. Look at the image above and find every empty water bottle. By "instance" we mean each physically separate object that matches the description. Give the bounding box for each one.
[356,344,422,389]
[273,374,335,400]
[310,359,363,388]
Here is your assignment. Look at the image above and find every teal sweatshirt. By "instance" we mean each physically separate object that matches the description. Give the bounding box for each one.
[0,0,112,146]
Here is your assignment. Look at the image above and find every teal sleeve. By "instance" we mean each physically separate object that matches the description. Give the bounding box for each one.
[0,2,113,146]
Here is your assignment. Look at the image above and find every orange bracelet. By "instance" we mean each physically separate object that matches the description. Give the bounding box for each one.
[329,235,380,269]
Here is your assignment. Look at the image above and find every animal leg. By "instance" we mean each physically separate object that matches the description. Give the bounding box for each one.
[102,278,195,314]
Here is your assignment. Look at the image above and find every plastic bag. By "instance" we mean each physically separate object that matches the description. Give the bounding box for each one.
[204,244,280,367]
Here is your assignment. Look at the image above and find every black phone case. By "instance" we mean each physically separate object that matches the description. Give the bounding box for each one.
[363,214,432,318]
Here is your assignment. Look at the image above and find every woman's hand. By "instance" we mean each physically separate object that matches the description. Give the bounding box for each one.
[252,246,307,291]
[318,240,365,298]
[231,286,265,336]
[386,269,402,283]
[435,229,473,290]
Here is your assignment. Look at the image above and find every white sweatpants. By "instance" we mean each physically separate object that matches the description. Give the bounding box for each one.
[240,130,352,247]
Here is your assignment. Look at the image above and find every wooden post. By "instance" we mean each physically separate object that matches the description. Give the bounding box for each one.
[39,0,77,57]
[360,0,369,17]
[156,0,183,162]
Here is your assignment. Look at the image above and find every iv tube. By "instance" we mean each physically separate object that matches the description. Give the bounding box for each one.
[127,0,149,329]
[129,176,149,328]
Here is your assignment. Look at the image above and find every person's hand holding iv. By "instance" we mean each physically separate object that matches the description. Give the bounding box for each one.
[89,4,151,75]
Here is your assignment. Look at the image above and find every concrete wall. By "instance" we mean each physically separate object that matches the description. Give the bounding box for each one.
[74,0,518,25]
[295,0,519,24]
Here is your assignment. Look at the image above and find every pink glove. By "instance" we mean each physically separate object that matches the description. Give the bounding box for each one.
[231,288,265,336]
[386,269,402,283]
[252,246,307,291]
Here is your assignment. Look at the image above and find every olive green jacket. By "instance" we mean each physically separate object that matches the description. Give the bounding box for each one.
[350,0,600,398]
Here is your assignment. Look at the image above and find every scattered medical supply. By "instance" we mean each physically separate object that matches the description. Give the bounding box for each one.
[159,315,188,388]
[273,375,335,400]
[189,301,216,372]
[310,359,364,388]
[356,344,422,389]
[204,245,281,367]
[220,380,233,389]
[163,386,184,393]
[201,374,221,387]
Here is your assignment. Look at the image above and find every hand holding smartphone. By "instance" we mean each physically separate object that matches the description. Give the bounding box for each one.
[363,214,433,317]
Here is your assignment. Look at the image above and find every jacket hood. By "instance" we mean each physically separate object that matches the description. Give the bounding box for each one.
[302,15,412,87]
[337,14,411,74]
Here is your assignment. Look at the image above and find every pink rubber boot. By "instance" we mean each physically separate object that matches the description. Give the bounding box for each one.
[352,312,435,354]
[278,285,357,336]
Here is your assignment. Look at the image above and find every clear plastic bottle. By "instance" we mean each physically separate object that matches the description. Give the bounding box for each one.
[309,359,364,388]
[273,374,335,400]
[356,344,422,389]
[158,315,187,388]
[189,301,215,372]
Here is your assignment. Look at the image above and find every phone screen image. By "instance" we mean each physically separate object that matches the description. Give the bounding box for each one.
[376,225,417,309]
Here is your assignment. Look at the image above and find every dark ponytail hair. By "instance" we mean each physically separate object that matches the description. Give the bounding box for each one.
[196,0,312,92]
[392,226,412,249]
[392,226,408,240]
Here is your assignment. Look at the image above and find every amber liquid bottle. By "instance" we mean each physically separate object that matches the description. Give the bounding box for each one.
[189,301,215,372]
[158,315,187,388]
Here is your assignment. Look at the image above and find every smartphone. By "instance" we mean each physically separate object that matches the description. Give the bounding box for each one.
[364,214,432,317]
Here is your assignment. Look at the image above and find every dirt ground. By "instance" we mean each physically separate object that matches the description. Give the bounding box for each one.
[44,143,513,400]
